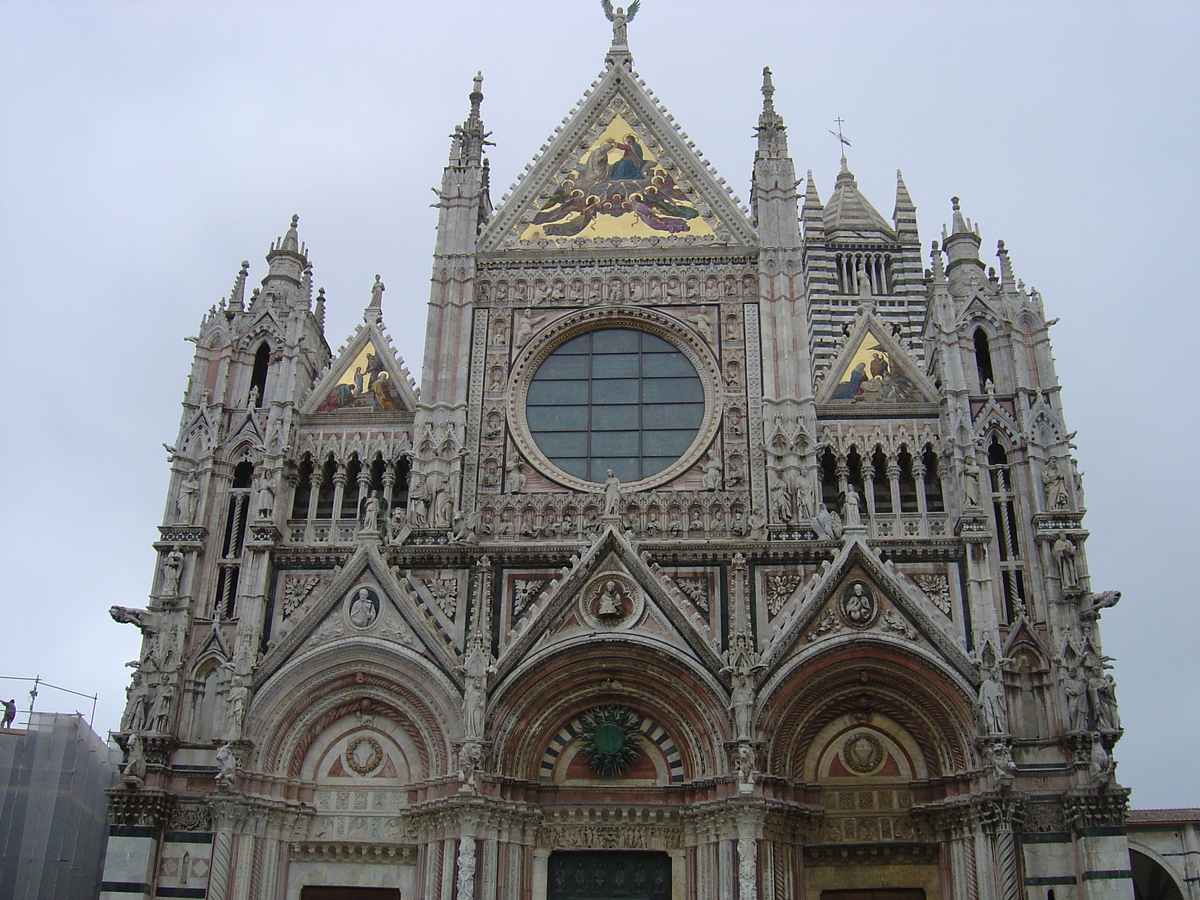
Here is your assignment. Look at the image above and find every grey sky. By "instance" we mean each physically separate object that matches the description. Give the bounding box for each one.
[1,0,1196,807]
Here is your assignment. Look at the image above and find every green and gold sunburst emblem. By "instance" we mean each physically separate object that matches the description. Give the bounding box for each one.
[578,705,642,777]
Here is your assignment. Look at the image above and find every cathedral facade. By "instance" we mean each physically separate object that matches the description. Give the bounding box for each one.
[101,20,1135,900]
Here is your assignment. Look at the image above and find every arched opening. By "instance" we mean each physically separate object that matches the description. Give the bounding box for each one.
[897,446,919,513]
[871,447,892,514]
[291,454,314,518]
[922,446,944,512]
[973,328,994,391]
[1131,848,1184,900]
[820,448,840,510]
[249,341,270,406]
[191,661,224,742]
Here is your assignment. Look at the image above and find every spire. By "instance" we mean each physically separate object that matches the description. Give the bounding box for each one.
[823,161,895,238]
[227,260,249,314]
[893,170,918,242]
[802,170,824,234]
[755,66,788,157]
[941,197,984,295]
[929,240,946,285]
[314,287,326,330]
[451,72,491,168]
[996,239,1016,292]
[281,214,300,252]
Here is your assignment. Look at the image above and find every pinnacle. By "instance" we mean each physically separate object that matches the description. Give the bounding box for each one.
[282,214,300,251]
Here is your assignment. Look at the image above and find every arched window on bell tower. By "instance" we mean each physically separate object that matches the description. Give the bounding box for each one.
[213,460,254,618]
[974,328,994,392]
[248,341,270,406]
[987,436,1027,622]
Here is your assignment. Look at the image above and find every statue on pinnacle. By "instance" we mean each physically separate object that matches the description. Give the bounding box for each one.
[602,0,640,45]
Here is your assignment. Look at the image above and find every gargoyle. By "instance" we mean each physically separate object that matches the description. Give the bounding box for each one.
[109,605,158,637]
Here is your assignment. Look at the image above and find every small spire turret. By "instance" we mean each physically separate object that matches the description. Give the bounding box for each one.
[942,197,985,296]
[755,66,788,157]
[262,214,310,306]
[453,72,491,168]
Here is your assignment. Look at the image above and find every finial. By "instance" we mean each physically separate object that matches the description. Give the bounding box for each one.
[829,118,850,165]
[281,214,300,252]
[290,213,299,228]
[761,66,775,103]
[950,196,970,235]
[473,71,483,95]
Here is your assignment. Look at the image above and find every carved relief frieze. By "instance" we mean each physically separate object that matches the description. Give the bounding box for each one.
[475,266,757,310]
[476,489,751,541]
[289,842,416,864]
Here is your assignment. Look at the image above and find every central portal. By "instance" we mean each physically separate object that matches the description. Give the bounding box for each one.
[548,851,672,899]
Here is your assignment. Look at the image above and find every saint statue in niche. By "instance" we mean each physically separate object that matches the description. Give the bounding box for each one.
[840,581,877,628]
[347,587,379,629]
[595,580,625,618]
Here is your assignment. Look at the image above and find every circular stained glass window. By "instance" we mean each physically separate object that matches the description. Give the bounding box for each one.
[525,328,704,484]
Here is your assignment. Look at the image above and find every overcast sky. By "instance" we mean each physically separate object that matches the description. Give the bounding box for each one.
[1,0,1196,808]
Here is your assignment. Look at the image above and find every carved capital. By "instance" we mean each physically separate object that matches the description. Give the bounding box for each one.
[107,786,172,829]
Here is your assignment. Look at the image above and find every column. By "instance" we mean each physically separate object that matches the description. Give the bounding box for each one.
[913,458,929,536]
[887,459,902,536]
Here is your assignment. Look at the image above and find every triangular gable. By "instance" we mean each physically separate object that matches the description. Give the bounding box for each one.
[188,621,231,671]
[760,536,976,686]
[253,542,460,689]
[480,60,756,251]
[224,409,266,454]
[494,526,724,682]
[301,322,418,416]
[959,294,1007,330]
[1001,616,1052,665]
[817,314,939,406]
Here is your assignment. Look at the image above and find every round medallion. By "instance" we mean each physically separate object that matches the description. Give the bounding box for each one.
[577,705,642,777]
[841,731,885,774]
[345,586,380,630]
[838,580,878,629]
[344,735,384,775]
[579,573,643,630]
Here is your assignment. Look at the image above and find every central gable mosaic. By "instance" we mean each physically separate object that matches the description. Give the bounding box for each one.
[520,113,715,242]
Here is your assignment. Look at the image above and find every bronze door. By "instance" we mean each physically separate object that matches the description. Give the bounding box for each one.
[548,851,672,899]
